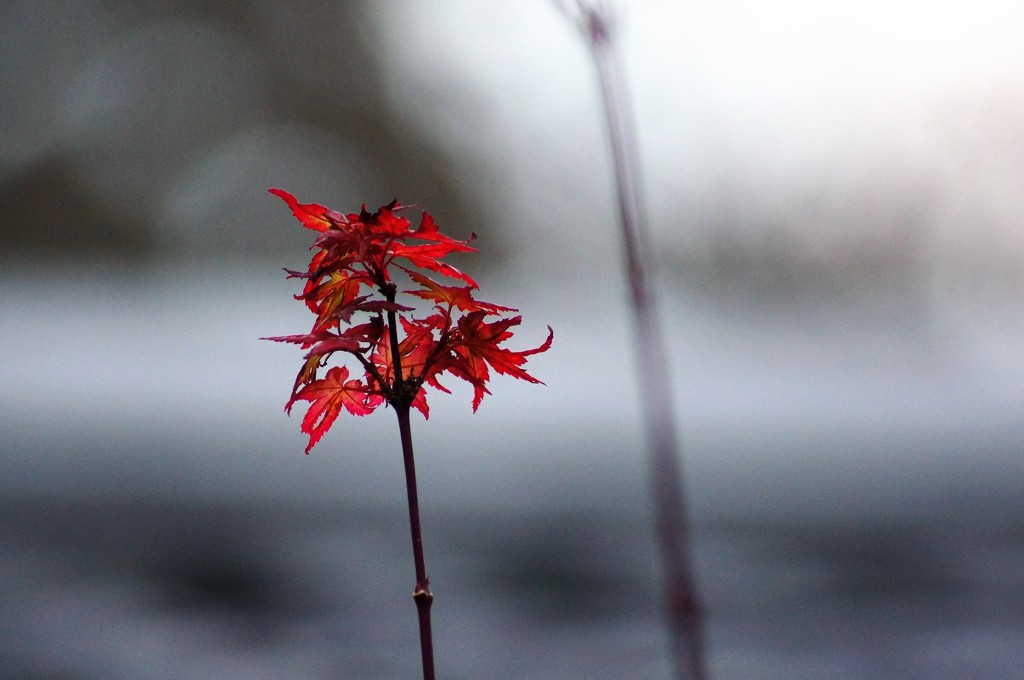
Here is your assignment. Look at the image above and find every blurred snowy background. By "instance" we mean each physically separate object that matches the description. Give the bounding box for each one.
[2,1,1023,678]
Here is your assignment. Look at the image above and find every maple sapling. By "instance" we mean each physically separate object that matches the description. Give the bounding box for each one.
[263,189,552,680]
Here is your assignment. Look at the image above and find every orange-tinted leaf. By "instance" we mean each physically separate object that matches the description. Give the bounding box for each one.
[285,354,323,413]
[309,274,364,330]
[269,188,347,232]
[370,322,425,385]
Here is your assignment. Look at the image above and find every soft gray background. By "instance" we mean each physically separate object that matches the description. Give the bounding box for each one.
[2,1,1022,678]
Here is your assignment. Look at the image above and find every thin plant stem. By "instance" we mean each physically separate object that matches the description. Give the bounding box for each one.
[558,4,708,679]
[395,402,436,680]
[386,289,436,680]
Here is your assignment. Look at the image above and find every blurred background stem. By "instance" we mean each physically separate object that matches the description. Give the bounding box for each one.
[558,3,708,678]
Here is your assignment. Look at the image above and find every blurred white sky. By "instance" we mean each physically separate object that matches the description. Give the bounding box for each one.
[377,0,1024,274]
[373,0,1024,380]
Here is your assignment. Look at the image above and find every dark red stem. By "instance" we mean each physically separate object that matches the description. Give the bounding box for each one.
[395,402,435,680]
[385,289,436,680]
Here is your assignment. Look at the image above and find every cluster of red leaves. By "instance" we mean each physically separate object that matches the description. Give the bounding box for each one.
[263,189,553,453]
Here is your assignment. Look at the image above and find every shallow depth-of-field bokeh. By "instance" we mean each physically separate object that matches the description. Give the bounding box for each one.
[2,1,1023,678]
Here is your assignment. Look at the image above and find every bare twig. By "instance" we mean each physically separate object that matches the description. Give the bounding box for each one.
[555,3,708,679]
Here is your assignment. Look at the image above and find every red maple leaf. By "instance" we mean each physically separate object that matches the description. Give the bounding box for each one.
[389,241,477,286]
[401,268,514,316]
[291,366,380,453]
[269,188,348,232]
[448,312,554,410]
[265,188,552,453]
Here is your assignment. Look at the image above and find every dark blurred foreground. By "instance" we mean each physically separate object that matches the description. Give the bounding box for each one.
[2,266,1023,679]
[2,467,1022,680]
